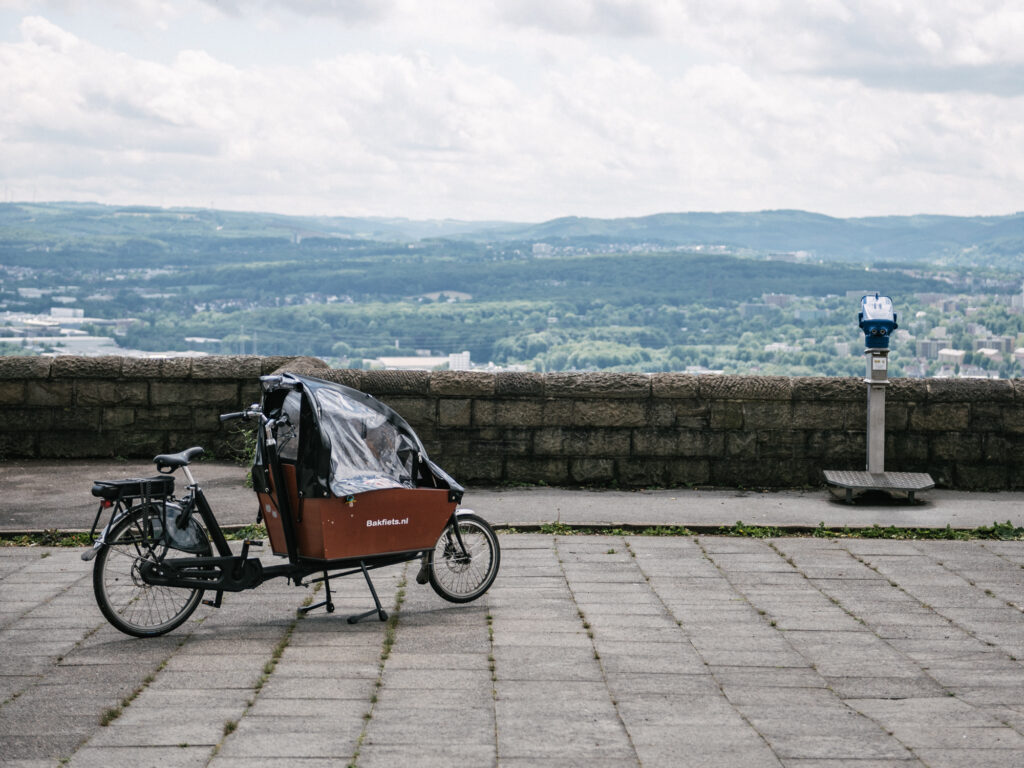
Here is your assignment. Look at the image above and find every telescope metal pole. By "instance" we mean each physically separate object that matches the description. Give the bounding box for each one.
[865,348,888,474]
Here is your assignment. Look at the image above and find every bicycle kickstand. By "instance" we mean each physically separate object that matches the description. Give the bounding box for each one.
[300,571,335,615]
[347,561,388,624]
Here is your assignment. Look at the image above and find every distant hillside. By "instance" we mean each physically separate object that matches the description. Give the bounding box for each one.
[2,202,1023,271]
[465,210,1024,268]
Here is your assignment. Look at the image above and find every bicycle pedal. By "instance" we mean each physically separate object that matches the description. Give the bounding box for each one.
[245,539,264,547]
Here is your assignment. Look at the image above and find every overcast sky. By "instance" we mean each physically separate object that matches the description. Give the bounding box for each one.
[2,0,1023,221]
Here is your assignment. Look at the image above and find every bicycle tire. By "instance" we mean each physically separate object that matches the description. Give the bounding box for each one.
[428,513,500,603]
[93,502,211,638]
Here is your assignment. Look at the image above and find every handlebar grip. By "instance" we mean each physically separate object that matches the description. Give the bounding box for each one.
[219,411,247,422]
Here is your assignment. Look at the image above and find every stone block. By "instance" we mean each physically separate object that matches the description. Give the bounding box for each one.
[0,357,51,379]
[648,401,676,427]
[710,402,743,430]
[103,407,136,429]
[370,396,433,429]
[492,428,533,456]
[121,357,165,378]
[969,402,1003,432]
[952,463,1009,490]
[239,381,262,407]
[361,369,430,395]
[75,380,149,407]
[442,455,503,484]
[151,381,238,407]
[542,399,573,425]
[665,458,711,487]
[50,356,123,378]
[0,407,52,431]
[545,372,649,398]
[0,432,35,458]
[0,380,26,405]
[928,377,1014,403]
[573,400,647,428]
[195,407,231,431]
[135,406,193,431]
[495,372,544,397]
[807,430,864,464]
[567,457,614,485]
[25,380,73,407]
[756,429,805,458]
[882,401,909,431]
[158,358,194,379]
[631,428,680,457]
[438,398,472,427]
[725,432,757,459]
[929,432,982,462]
[474,399,539,428]
[909,403,969,432]
[724,430,757,460]
[742,401,793,430]
[534,427,567,456]
[885,432,927,463]
[789,401,847,430]
[1004,404,1024,435]
[53,406,100,430]
[617,459,669,487]
[791,376,861,402]
[38,431,118,458]
[191,355,262,380]
[565,429,631,457]
[430,371,495,397]
[888,377,926,402]
[673,399,709,428]
[314,368,363,389]
[700,375,792,401]
[268,356,330,375]
[650,373,700,399]
[507,457,570,486]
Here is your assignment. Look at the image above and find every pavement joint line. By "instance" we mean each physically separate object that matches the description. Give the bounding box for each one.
[845,541,1024,733]
[210,606,306,761]
[749,538,1024,758]
[347,563,408,768]
[700,537,920,761]
[0,565,100,714]
[552,533,641,766]
[683,537,789,764]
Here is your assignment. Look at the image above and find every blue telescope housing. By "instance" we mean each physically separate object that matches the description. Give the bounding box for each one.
[858,294,897,349]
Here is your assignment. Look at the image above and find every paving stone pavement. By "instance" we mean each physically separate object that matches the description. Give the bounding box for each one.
[3,534,1024,766]
[2,536,1024,768]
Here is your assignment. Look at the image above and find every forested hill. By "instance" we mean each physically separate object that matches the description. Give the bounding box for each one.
[2,202,1023,269]
[466,210,1024,268]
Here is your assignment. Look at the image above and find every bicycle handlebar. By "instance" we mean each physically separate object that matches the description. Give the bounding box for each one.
[219,406,263,423]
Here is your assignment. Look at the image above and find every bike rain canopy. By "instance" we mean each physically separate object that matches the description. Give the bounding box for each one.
[256,373,461,501]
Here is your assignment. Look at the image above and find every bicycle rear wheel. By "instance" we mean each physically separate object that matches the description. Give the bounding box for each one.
[93,503,211,637]
[428,513,500,603]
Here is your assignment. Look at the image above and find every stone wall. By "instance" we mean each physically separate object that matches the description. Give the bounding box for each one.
[1,355,1021,489]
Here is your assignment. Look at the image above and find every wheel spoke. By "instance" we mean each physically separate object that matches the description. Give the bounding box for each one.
[93,504,210,637]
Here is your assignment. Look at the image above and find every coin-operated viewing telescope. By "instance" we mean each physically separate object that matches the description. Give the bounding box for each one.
[858,293,897,349]
[824,293,933,503]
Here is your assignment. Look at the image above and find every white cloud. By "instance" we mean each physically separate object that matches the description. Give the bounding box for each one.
[1,3,1024,218]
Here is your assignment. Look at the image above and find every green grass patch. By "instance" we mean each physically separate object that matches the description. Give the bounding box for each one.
[510,520,1024,540]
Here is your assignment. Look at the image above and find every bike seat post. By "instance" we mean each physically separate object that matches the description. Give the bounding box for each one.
[181,465,197,487]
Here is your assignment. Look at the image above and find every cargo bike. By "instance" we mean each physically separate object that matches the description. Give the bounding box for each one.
[83,372,501,637]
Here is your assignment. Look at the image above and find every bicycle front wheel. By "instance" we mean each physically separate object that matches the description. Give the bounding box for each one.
[428,513,500,603]
[93,503,211,637]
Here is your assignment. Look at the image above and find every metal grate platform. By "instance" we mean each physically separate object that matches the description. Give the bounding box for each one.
[823,470,935,503]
